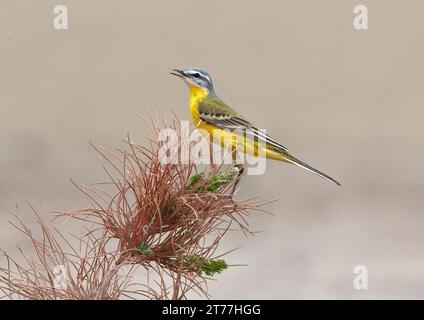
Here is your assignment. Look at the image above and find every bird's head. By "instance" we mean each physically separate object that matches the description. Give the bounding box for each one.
[171,68,214,92]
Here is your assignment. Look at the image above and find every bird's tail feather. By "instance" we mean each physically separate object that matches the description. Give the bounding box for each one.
[282,154,341,186]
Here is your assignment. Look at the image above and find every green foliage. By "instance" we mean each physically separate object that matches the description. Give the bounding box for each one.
[136,242,151,255]
[200,258,228,276]
[186,168,239,192]
[186,173,204,189]
[206,170,238,192]
[161,255,228,276]
[175,255,228,277]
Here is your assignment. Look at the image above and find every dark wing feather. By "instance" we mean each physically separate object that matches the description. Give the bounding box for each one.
[198,98,288,153]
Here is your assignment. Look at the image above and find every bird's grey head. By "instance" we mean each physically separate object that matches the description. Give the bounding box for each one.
[171,68,214,91]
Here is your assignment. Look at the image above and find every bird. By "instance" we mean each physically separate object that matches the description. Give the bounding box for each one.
[171,68,340,186]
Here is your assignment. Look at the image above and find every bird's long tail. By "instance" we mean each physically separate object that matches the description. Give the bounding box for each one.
[281,153,341,186]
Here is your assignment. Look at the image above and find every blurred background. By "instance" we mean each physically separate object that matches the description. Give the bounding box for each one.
[1,0,424,299]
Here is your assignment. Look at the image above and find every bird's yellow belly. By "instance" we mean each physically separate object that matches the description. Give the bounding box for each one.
[192,115,284,162]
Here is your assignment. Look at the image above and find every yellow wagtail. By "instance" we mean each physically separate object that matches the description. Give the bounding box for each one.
[171,68,340,186]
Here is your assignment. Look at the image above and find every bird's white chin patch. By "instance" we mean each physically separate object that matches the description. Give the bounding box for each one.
[182,78,201,88]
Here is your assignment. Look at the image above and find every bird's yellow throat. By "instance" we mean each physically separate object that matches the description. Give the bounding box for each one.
[188,86,209,126]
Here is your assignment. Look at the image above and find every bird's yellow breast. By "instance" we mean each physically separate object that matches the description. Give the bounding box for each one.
[189,86,209,129]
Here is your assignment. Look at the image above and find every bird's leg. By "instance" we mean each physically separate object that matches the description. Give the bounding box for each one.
[230,141,244,198]
[209,139,216,170]
[230,164,244,198]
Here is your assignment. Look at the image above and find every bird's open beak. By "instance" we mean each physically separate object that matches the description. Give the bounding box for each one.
[170,69,187,78]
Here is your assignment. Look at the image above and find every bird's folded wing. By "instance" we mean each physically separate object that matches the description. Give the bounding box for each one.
[198,98,288,153]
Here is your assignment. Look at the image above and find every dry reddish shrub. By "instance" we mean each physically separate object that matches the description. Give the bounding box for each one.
[0,115,264,299]
[0,209,138,300]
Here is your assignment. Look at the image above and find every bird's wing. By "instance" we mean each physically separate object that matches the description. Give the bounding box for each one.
[198,97,288,153]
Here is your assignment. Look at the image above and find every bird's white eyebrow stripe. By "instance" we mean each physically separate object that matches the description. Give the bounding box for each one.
[202,73,211,81]
[190,70,210,81]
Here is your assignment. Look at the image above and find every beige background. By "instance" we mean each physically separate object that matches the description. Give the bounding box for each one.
[1,0,424,299]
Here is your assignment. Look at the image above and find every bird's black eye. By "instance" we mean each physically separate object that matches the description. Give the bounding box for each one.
[193,73,200,78]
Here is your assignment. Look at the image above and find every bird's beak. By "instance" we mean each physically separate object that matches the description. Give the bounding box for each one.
[170,69,186,79]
